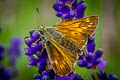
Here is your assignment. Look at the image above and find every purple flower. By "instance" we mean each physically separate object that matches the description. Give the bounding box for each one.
[0,66,13,80]
[98,61,107,73]
[92,72,118,80]
[24,30,47,69]
[0,27,1,33]
[55,75,70,80]
[24,30,42,55]
[28,50,47,73]
[0,43,17,80]
[8,37,21,66]
[77,36,118,80]
[87,37,95,53]
[25,30,50,79]
[53,0,87,20]
[0,44,4,61]
[35,71,50,80]
[35,71,55,80]
[77,37,106,69]
[55,74,84,80]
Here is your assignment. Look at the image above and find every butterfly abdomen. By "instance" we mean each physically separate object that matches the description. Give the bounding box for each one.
[47,28,81,54]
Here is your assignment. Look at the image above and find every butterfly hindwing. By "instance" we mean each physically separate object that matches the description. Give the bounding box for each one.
[45,38,77,77]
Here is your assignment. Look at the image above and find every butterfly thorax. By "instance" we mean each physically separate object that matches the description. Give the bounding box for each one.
[38,26,52,42]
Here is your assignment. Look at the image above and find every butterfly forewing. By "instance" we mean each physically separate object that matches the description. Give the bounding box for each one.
[54,16,98,50]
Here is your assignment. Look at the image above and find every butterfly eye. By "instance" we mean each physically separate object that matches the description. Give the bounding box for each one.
[40,31,44,35]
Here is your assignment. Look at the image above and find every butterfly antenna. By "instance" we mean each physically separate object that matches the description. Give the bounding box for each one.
[36,8,40,14]
[36,8,43,27]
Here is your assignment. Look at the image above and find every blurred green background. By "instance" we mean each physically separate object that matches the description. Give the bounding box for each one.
[0,0,120,80]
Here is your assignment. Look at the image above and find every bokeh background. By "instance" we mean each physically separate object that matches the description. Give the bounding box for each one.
[0,0,120,80]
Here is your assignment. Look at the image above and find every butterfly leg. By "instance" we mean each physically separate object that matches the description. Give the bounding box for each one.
[38,46,45,57]
[82,46,88,56]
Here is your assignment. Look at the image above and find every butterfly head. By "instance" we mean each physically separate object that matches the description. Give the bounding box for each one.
[38,25,49,42]
[38,25,45,35]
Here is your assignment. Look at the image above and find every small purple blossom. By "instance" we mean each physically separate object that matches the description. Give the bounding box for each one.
[35,71,49,80]
[0,27,1,33]
[0,66,13,80]
[92,72,118,80]
[25,30,42,55]
[24,30,47,68]
[53,0,87,20]
[0,40,20,80]
[28,50,47,72]
[8,37,21,66]
[35,70,55,80]
[55,74,84,80]
[0,44,4,61]
[24,30,49,78]
[98,61,107,73]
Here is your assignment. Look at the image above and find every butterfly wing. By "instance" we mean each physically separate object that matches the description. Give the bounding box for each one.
[45,38,77,77]
[54,16,98,49]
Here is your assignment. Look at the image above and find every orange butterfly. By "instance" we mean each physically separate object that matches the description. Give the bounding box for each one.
[36,16,98,77]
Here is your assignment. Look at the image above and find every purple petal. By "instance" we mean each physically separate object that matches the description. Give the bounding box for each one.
[56,11,62,17]
[98,61,107,73]
[86,52,94,62]
[34,75,41,80]
[42,71,48,76]
[0,53,3,61]
[31,41,42,51]
[57,0,67,3]
[79,0,84,4]
[87,42,95,53]
[62,13,71,18]
[88,37,95,44]
[78,56,84,60]
[29,30,35,38]
[56,75,69,80]
[72,2,78,9]
[24,37,32,47]
[31,32,40,42]
[53,3,64,11]
[75,2,87,18]
[0,44,4,53]
[24,48,35,55]
[87,62,93,68]
[108,73,118,80]
[95,49,103,59]
[0,27,1,33]
[94,58,102,65]
[28,59,39,66]
[61,6,70,14]
[37,60,46,68]
[77,59,87,67]
[28,55,35,62]
[0,45,4,60]
[70,74,83,80]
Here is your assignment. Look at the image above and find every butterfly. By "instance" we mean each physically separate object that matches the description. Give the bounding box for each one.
[34,16,98,77]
